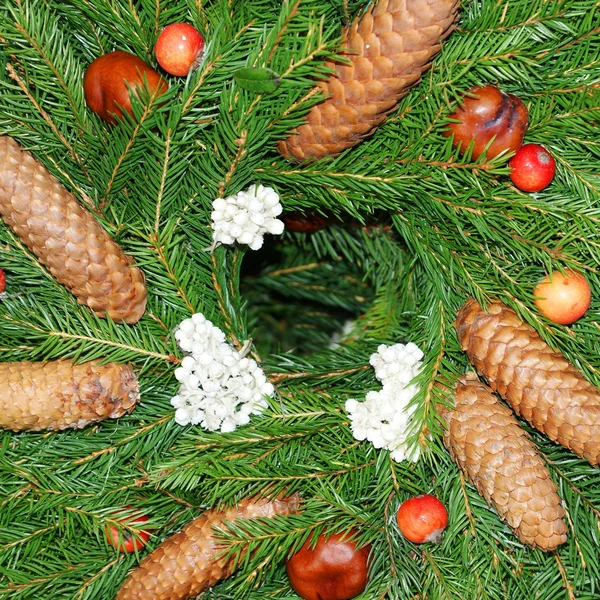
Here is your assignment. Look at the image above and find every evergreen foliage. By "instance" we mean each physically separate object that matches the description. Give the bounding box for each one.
[0,0,599,598]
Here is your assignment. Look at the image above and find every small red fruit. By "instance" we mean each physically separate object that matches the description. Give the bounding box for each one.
[534,269,591,325]
[105,505,151,553]
[0,268,5,294]
[155,23,205,77]
[445,85,528,159]
[83,51,168,123]
[396,494,448,544]
[509,143,556,192]
[286,530,371,600]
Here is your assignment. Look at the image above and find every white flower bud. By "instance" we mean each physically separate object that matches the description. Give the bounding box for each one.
[178,319,195,335]
[220,233,236,245]
[264,191,280,208]
[266,218,285,235]
[219,221,232,234]
[178,338,194,352]
[248,236,263,250]
[187,374,200,389]
[238,231,255,245]
[170,395,183,409]
[250,212,265,226]
[213,198,227,211]
[234,411,251,426]
[174,367,189,382]
[175,408,191,426]
[204,379,221,393]
[198,352,213,366]
[249,198,264,212]
[181,356,196,369]
[209,362,225,379]
[262,382,275,396]
[221,419,236,433]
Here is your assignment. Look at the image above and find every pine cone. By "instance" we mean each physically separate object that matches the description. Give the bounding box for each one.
[438,374,567,551]
[116,495,300,600]
[455,298,600,466]
[0,136,147,324]
[0,359,139,431]
[278,0,460,161]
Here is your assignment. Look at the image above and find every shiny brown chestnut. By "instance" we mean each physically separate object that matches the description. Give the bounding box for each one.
[83,51,168,123]
[444,84,528,159]
[286,530,371,600]
[282,211,330,233]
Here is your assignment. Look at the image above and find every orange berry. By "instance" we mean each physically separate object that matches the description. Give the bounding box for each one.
[396,494,448,544]
[534,269,591,325]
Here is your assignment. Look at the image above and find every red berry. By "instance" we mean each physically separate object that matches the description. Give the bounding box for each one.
[105,505,151,553]
[396,494,448,544]
[444,85,528,159]
[155,23,205,77]
[509,143,556,192]
[286,530,371,600]
[0,268,5,294]
[83,51,168,123]
[534,269,591,325]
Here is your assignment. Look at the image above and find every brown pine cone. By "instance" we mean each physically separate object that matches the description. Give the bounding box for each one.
[0,136,147,324]
[455,298,600,466]
[278,0,460,161]
[116,495,300,600]
[438,374,567,551]
[0,359,139,431]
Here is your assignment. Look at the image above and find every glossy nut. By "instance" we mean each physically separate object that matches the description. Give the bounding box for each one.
[281,211,330,233]
[83,51,168,123]
[445,85,528,159]
[286,530,371,600]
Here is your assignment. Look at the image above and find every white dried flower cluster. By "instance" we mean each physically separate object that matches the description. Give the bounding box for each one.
[171,313,275,432]
[345,342,424,463]
[211,184,284,250]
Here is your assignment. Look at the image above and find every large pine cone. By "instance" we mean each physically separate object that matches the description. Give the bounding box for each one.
[278,0,460,161]
[0,360,139,431]
[116,495,300,600]
[455,298,600,466]
[438,374,567,551]
[0,136,147,324]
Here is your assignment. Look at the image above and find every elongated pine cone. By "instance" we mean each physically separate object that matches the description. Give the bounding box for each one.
[0,136,146,324]
[455,298,600,466]
[278,0,460,161]
[0,359,139,431]
[116,495,300,600]
[439,374,567,550]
